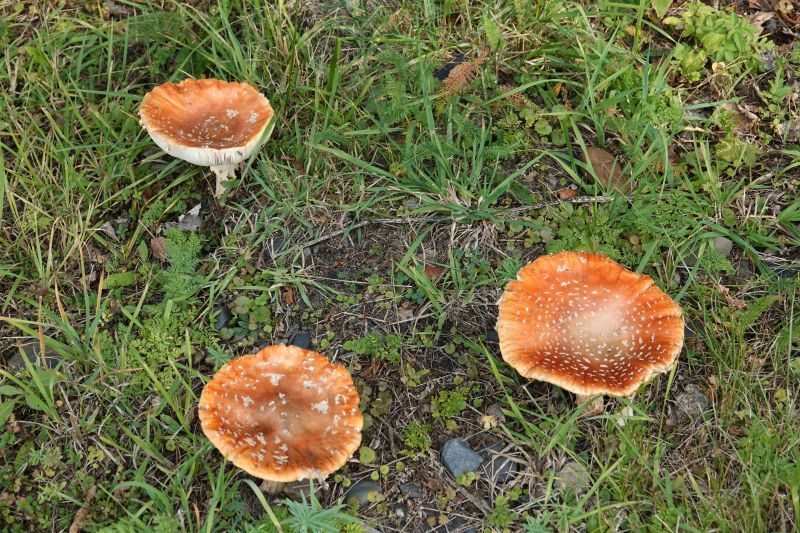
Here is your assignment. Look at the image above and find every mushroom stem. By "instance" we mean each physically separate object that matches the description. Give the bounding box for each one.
[211,164,237,198]
[575,394,604,416]
[259,480,284,495]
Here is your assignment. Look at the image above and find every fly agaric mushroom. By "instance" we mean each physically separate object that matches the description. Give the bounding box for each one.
[139,78,274,197]
[496,251,684,404]
[198,344,363,486]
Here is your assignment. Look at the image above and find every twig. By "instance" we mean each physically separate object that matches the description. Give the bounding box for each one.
[69,484,97,533]
[289,195,618,253]
[291,216,437,253]
[500,194,621,213]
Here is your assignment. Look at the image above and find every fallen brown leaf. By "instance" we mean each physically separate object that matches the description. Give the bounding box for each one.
[750,11,777,33]
[69,484,97,533]
[397,301,415,322]
[480,414,498,429]
[281,156,306,174]
[717,284,747,310]
[556,186,577,200]
[581,147,635,193]
[424,264,445,281]
[777,0,800,24]
[442,54,486,96]
[150,237,168,261]
[283,286,295,306]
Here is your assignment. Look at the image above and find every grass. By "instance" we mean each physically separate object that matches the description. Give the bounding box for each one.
[1,0,799,531]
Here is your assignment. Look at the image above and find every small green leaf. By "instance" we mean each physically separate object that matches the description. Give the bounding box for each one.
[483,14,503,50]
[0,400,16,426]
[0,385,21,397]
[105,271,136,288]
[359,446,377,464]
[137,240,149,262]
[535,119,553,136]
[652,0,672,19]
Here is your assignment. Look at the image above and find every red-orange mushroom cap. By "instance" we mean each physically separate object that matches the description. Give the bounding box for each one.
[139,78,274,196]
[496,251,684,397]
[198,344,363,482]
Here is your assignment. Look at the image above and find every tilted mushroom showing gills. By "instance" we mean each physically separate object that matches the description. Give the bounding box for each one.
[139,79,274,197]
[497,251,684,397]
[198,344,363,482]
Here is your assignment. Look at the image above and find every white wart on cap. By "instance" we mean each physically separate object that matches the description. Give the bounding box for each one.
[139,78,274,197]
[198,344,363,482]
[496,251,684,397]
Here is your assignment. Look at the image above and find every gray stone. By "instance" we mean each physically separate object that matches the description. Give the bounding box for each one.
[289,332,312,350]
[555,461,591,494]
[7,343,61,371]
[393,502,409,519]
[302,244,320,260]
[344,480,382,507]
[674,384,711,422]
[482,448,519,484]
[269,238,286,255]
[432,516,477,532]
[485,404,506,425]
[399,483,423,499]
[440,438,484,479]
[713,236,733,257]
[213,306,233,330]
[403,197,420,210]
[765,259,799,279]
[162,204,202,232]
[281,479,320,501]
[735,258,755,281]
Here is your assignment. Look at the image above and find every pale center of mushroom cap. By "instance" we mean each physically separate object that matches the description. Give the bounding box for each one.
[140,81,272,149]
[559,296,637,362]
[498,251,684,395]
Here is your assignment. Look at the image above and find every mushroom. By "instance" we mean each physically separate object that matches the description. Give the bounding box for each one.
[198,344,363,490]
[496,251,684,406]
[139,78,275,197]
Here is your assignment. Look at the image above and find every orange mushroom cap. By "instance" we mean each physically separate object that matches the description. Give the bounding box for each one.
[496,251,684,397]
[199,344,363,482]
[139,79,274,196]
[139,78,273,163]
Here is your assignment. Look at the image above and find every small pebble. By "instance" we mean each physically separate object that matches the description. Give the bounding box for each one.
[7,344,61,371]
[399,483,423,499]
[485,404,506,425]
[764,19,779,33]
[302,244,320,260]
[482,450,519,484]
[213,306,233,330]
[712,236,733,257]
[344,480,382,507]
[735,258,755,281]
[673,384,711,423]
[555,461,591,494]
[394,503,408,519]
[289,332,312,349]
[269,238,286,255]
[440,438,484,479]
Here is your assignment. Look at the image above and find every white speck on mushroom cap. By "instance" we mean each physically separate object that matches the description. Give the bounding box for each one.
[496,251,684,397]
[198,344,363,482]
